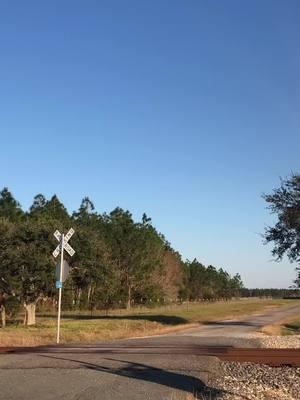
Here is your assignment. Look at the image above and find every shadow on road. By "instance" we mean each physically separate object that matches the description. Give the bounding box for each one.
[57,314,189,325]
[40,354,242,399]
[200,321,260,327]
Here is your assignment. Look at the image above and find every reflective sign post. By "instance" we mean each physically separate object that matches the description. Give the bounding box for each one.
[52,228,75,344]
[56,234,64,344]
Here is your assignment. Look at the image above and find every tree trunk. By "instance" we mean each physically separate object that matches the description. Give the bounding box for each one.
[127,284,131,310]
[87,285,92,307]
[23,303,36,326]
[0,305,5,328]
[78,288,82,307]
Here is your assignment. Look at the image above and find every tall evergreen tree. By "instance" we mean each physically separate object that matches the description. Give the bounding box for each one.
[105,208,164,309]
[29,194,47,215]
[70,198,117,309]
[0,188,23,221]
[263,174,300,287]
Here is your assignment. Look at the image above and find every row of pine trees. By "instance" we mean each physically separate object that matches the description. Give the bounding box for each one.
[0,188,243,325]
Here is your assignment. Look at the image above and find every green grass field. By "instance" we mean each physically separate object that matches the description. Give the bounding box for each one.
[0,299,297,346]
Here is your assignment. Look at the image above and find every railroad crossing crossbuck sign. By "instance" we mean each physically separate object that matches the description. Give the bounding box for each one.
[53,228,75,258]
[52,227,75,344]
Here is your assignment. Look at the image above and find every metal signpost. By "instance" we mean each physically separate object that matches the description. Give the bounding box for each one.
[55,260,70,283]
[52,228,75,344]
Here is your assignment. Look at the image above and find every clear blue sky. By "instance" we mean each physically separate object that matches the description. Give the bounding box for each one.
[1,1,299,288]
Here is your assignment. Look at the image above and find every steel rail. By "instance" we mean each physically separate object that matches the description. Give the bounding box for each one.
[1,345,299,367]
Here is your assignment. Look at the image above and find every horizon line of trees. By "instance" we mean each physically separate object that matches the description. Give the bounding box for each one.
[239,288,300,298]
[0,187,244,326]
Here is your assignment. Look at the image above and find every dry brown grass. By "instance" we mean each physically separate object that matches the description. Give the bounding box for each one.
[0,318,197,347]
[0,299,298,347]
[261,324,283,335]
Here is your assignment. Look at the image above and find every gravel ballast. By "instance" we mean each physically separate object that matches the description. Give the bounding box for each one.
[209,361,300,400]
[245,333,300,349]
[207,334,300,399]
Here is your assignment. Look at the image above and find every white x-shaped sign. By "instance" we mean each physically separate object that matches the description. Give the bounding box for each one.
[53,228,75,258]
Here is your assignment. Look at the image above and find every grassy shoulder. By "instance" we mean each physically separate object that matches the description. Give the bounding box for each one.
[279,314,300,336]
[261,312,300,336]
[0,299,297,346]
[282,317,300,335]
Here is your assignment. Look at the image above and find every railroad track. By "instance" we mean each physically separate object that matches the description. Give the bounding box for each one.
[1,345,300,367]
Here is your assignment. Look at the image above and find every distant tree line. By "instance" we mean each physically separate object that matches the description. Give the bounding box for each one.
[0,188,244,326]
[240,288,300,298]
